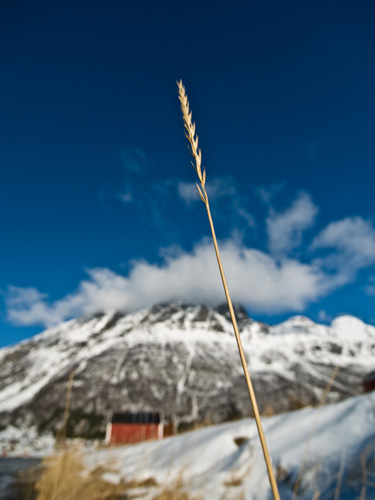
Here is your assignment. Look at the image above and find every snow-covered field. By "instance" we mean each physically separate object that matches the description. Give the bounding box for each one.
[83,392,375,500]
[0,392,374,499]
[0,306,374,498]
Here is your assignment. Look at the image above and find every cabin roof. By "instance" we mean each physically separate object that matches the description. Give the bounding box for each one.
[111,411,161,424]
[364,370,375,383]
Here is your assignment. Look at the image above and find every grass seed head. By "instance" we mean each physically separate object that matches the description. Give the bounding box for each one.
[177,80,206,193]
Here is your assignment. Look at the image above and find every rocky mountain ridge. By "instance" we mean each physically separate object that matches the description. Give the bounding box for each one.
[0,303,374,437]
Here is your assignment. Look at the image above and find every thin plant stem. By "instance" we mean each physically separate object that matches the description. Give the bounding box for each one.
[334,447,346,500]
[177,80,281,500]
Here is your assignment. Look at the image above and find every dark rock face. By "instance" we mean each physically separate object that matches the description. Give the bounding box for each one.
[214,304,253,331]
[0,304,374,438]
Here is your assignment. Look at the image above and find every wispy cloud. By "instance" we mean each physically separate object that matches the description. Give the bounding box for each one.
[119,157,253,234]
[7,287,73,327]
[117,148,176,232]
[120,147,150,175]
[178,177,255,227]
[178,178,236,205]
[267,192,319,256]
[256,183,285,204]
[118,147,150,205]
[118,180,133,204]
[177,181,199,204]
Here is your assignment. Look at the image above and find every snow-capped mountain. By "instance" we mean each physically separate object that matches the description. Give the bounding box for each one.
[0,303,374,437]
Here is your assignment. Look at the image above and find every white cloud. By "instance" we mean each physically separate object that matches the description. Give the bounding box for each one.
[6,239,330,328]
[311,217,375,279]
[267,192,319,255]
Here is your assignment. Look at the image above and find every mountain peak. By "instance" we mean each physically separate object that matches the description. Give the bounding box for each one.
[134,302,253,332]
[271,315,318,335]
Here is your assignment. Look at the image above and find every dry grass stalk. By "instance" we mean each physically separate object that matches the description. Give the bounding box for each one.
[359,441,375,500]
[177,80,280,500]
[333,447,346,500]
[56,370,74,444]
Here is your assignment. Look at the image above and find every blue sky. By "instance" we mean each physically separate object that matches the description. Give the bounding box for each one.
[1,1,374,347]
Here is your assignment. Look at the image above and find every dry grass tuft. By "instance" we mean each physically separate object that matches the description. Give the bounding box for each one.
[223,464,252,493]
[34,448,156,500]
[233,436,248,447]
[224,475,244,487]
[261,404,276,417]
[33,447,203,500]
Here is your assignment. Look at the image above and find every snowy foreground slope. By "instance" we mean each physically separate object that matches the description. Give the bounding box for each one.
[0,303,374,435]
[85,392,375,500]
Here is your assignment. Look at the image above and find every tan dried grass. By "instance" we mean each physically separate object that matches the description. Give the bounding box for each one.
[35,448,132,500]
[35,448,203,500]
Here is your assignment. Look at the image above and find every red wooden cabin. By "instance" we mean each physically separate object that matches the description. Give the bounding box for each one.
[105,411,163,445]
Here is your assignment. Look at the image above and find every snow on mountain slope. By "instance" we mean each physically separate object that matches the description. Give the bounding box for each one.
[0,303,374,436]
[84,391,375,500]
